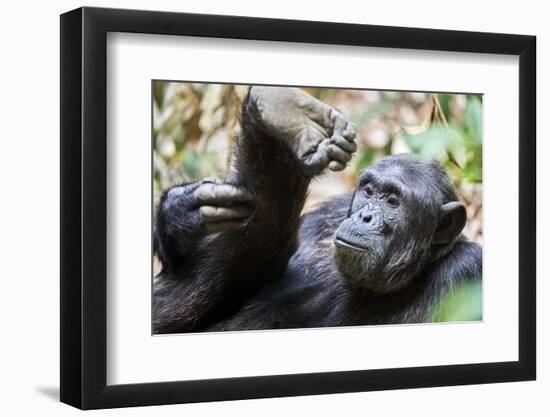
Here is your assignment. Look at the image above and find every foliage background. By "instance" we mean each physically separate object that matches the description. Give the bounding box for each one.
[153,82,483,246]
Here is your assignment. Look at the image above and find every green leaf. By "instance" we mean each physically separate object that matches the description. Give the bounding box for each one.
[464,159,482,183]
[431,280,482,322]
[402,124,464,163]
[464,96,483,145]
[153,81,166,109]
[437,94,451,121]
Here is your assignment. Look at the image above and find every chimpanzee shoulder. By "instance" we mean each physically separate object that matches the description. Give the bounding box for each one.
[299,193,353,243]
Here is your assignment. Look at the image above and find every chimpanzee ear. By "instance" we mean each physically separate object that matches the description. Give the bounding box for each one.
[432,202,467,245]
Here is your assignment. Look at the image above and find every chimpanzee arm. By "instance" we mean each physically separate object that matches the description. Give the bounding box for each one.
[153,87,356,333]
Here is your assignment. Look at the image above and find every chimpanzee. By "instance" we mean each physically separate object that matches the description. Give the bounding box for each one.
[153,86,482,334]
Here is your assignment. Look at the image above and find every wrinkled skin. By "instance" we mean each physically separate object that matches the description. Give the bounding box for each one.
[334,156,468,293]
[153,86,482,334]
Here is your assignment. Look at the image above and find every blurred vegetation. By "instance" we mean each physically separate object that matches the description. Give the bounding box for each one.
[431,280,483,322]
[153,82,483,322]
[153,82,248,193]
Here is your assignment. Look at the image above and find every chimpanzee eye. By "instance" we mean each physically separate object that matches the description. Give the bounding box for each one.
[387,196,400,207]
[365,186,374,197]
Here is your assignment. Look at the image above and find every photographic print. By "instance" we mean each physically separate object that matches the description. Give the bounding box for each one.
[152,82,483,334]
[61,9,535,408]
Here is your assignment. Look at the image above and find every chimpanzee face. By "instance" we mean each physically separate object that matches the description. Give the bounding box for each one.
[334,155,465,293]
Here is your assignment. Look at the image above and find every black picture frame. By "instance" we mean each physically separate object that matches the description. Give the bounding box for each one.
[60,6,536,410]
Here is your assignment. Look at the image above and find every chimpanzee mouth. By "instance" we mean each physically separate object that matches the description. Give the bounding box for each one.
[334,236,370,253]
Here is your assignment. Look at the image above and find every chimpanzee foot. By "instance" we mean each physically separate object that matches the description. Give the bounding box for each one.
[248,86,357,176]
[302,125,358,175]
[194,180,255,234]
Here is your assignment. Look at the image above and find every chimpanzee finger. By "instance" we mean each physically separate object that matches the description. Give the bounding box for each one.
[342,123,356,141]
[327,144,353,164]
[330,135,357,153]
[199,205,254,222]
[302,139,330,175]
[195,183,254,206]
[331,110,349,138]
[328,161,347,171]
[307,100,336,127]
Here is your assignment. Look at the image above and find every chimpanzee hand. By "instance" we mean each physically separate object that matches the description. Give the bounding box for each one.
[249,86,357,176]
[194,180,255,234]
[159,179,255,237]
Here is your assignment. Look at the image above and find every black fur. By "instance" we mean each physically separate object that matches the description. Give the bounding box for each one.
[153,94,482,334]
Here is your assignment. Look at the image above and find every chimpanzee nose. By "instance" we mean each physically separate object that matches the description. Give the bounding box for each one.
[351,206,381,228]
[356,205,381,227]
